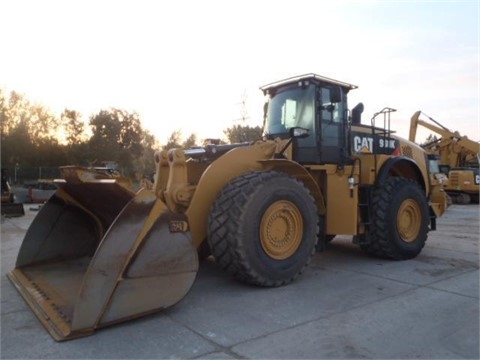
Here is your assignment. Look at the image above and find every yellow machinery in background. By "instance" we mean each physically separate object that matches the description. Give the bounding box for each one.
[409,111,479,204]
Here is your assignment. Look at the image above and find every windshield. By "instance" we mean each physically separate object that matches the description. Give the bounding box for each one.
[264,85,315,139]
[428,159,440,174]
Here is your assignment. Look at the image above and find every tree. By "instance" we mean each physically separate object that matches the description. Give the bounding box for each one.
[182,133,198,149]
[88,109,145,176]
[87,108,162,178]
[0,89,9,135]
[223,124,263,144]
[58,109,89,165]
[1,91,29,135]
[162,131,200,151]
[61,109,86,145]
[136,129,159,180]
[0,90,70,181]
[163,130,183,150]
[27,103,59,145]
[0,89,164,184]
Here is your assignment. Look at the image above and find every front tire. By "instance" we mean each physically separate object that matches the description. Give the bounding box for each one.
[360,177,429,260]
[208,171,319,287]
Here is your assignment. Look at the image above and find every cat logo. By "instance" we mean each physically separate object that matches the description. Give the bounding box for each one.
[353,136,373,153]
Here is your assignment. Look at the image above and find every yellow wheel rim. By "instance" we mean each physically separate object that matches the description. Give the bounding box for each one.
[260,200,303,260]
[397,199,421,243]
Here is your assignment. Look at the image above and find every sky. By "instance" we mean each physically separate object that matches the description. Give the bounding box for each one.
[1,0,479,145]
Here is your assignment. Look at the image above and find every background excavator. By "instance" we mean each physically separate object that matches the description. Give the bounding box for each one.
[409,111,479,204]
[8,74,447,341]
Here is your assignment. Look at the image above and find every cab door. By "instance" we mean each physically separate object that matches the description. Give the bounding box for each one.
[318,86,347,164]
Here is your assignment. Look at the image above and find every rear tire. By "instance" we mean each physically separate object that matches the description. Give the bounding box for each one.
[360,177,429,260]
[208,171,319,287]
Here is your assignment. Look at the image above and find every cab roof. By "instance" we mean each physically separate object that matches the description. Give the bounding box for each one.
[260,73,358,94]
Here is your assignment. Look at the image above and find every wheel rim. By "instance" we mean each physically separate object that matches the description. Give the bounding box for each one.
[260,200,303,260]
[397,199,421,243]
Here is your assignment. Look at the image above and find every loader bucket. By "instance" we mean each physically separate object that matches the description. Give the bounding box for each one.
[7,167,198,341]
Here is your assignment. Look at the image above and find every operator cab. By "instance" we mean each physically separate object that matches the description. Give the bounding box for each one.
[261,73,357,164]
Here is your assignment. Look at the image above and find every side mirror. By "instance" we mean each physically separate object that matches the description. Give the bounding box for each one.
[330,86,342,103]
[289,127,309,139]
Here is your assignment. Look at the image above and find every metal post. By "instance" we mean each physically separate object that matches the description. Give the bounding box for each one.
[14,163,19,184]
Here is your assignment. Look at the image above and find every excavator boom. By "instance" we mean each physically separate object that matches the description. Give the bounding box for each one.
[409,111,479,204]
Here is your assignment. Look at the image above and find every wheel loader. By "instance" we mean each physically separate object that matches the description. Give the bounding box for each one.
[8,73,448,341]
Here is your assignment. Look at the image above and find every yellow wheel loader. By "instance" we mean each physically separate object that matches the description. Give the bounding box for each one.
[8,74,447,341]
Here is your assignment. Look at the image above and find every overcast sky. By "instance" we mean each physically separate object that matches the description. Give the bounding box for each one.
[1,0,478,144]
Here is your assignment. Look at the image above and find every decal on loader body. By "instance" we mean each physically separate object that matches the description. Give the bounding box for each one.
[351,131,399,155]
